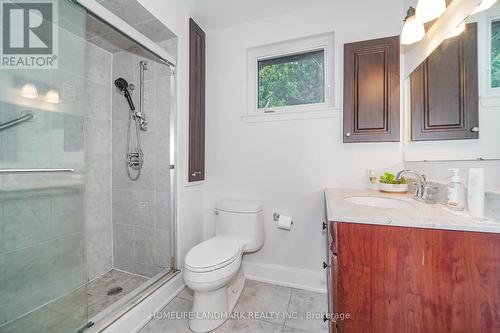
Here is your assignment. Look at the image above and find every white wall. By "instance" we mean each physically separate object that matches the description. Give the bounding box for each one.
[405,160,500,192]
[138,0,205,269]
[204,0,405,291]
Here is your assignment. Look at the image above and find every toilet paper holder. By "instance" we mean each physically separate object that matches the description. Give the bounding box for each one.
[273,212,293,225]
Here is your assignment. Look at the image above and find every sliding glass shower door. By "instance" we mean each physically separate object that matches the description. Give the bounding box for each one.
[0,1,88,332]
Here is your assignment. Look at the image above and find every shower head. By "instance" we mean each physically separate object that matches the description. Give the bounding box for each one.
[114,78,135,111]
[114,78,129,91]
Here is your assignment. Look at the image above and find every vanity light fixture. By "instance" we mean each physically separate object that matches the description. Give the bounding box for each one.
[416,0,447,23]
[447,21,466,38]
[45,89,60,104]
[472,0,498,15]
[20,83,39,99]
[401,7,426,45]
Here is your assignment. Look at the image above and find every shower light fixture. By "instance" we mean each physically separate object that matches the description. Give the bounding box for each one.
[401,7,426,45]
[20,83,39,99]
[45,89,60,104]
[472,0,498,15]
[415,0,447,23]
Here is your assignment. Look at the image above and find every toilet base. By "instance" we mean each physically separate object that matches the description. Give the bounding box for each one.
[189,270,245,333]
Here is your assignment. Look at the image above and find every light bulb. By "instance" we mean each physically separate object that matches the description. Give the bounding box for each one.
[472,0,497,15]
[402,7,426,45]
[45,89,60,104]
[416,0,447,23]
[448,21,466,38]
[20,83,38,99]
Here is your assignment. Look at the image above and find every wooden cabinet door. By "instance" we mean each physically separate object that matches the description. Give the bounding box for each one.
[420,228,500,333]
[336,223,425,332]
[188,18,205,182]
[411,23,478,141]
[343,36,400,143]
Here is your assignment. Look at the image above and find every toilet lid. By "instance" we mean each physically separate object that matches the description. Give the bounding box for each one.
[185,237,240,272]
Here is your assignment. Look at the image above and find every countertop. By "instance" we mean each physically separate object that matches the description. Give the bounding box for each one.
[325,188,500,234]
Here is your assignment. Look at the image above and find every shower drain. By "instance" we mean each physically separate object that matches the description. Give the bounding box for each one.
[107,287,123,296]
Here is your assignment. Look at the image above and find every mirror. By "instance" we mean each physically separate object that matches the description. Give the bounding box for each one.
[404,2,500,162]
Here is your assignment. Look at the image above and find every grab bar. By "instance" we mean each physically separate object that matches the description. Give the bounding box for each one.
[0,168,75,174]
[0,112,34,131]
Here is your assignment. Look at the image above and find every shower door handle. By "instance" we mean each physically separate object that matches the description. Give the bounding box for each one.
[0,168,75,174]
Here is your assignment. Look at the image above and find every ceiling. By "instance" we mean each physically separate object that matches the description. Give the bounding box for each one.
[86,0,176,53]
[184,0,335,30]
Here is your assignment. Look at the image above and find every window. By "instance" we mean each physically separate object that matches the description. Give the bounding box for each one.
[258,50,325,109]
[491,20,500,88]
[247,33,334,118]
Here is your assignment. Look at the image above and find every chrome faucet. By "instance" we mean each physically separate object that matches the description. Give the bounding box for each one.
[396,169,434,203]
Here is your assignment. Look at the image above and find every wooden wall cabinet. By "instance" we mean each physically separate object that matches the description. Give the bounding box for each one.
[328,222,500,333]
[343,36,400,143]
[188,18,206,182]
[410,23,478,141]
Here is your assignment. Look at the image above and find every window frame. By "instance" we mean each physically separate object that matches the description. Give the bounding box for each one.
[482,5,500,97]
[246,33,335,118]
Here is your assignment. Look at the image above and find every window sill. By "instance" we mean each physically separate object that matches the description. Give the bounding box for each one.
[241,107,340,123]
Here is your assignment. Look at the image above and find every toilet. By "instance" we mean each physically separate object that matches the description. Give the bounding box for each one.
[183,198,264,332]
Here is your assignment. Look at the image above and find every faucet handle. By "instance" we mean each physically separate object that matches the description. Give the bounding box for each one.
[421,184,437,204]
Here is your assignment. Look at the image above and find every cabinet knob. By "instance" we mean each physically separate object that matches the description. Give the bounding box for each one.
[322,261,330,269]
[322,222,327,231]
[471,127,479,133]
[345,132,351,137]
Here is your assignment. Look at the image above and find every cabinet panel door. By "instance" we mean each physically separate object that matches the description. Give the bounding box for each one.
[421,228,500,333]
[343,36,400,143]
[188,18,206,182]
[411,23,478,141]
[336,223,426,332]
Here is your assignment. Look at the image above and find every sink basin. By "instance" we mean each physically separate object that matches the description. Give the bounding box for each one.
[344,196,413,209]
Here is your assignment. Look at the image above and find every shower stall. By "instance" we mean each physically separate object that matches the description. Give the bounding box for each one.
[0,0,178,332]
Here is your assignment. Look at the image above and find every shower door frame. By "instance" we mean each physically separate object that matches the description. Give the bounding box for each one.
[73,0,180,331]
[86,65,179,333]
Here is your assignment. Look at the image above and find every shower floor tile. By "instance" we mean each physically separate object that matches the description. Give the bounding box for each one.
[87,269,148,318]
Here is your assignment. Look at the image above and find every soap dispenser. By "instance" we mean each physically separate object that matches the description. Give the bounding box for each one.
[447,168,465,211]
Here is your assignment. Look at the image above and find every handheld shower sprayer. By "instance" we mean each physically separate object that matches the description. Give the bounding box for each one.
[114,78,136,111]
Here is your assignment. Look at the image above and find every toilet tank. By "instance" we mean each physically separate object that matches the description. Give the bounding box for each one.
[215,198,264,252]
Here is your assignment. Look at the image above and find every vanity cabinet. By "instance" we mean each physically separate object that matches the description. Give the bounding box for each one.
[328,221,500,333]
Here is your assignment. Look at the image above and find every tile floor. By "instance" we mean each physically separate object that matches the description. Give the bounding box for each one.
[139,279,329,333]
[87,269,148,318]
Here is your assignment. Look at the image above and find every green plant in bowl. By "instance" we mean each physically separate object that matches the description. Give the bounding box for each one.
[379,172,407,185]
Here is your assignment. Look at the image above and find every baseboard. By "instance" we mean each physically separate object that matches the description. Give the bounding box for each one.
[101,272,185,333]
[242,261,326,293]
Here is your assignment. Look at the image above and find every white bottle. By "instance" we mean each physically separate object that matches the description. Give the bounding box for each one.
[467,168,485,218]
[447,168,465,211]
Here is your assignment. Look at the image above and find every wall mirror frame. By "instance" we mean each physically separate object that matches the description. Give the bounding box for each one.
[403,0,500,162]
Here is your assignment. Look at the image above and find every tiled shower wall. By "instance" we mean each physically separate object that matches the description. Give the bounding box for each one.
[85,41,113,280]
[111,48,172,278]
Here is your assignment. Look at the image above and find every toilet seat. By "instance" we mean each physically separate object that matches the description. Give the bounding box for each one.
[185,237,241,273]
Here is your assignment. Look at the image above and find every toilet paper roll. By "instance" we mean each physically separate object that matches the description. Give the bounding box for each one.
[277,215,293,230]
